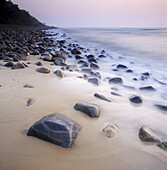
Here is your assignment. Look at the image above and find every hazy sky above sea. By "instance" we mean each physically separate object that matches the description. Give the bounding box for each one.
[12,0,167,27]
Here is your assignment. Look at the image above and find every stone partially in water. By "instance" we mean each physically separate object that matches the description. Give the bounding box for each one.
[90,62,99,69]
[139,86,156,91]
[94,93,111,102]
[139,126,162,143]
[102,124,118,138]
[74,102,100,118]
[109,77,123,84]
[116,64,127,69]
[129,95,142,104]
[154,104,167,112]
[88,77,100,86]
[27,113,82,148]
[111,92,121,97]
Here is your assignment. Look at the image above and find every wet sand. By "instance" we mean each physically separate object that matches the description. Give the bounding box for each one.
[0,55,167,170]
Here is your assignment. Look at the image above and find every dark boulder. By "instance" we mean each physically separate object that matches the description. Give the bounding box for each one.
[27,113,82,148]
[126,69,133,73]
[116,64,127,69]
[94,93,111,102]
[88,58,97,63]
[129,95,142,104]
[142,72,151,77]
[74,102,100,118]
[98,55,106,58]
[90,62,99,69]
[139,86,156,91]
[109,77,123,84]
[4,61,14,67]
[71,48,81,55]
[154,104,167,112]
[35,62,43,66]
[139,126,162,143]
[75,55,83,60]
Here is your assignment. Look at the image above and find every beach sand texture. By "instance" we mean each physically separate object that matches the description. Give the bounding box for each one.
[1,55,167,170]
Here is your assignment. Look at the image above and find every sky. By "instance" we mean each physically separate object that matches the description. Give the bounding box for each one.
[12,0,167,27]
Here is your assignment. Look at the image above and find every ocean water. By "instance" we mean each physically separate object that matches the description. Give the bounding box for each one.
[48,28,167,105]
[44,28,167,168]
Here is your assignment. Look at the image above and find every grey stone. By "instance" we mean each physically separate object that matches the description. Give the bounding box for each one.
[90,62,99,69]
[109,77,123,84]
[35,62,43,66]
[88,78,100,86]
[129,95,142,104]
[139,86,156,91]
[27,113,82,148]
[111,92,121,97]
[116,64,127,69]
[74,102,100,118]
[94,93,111,102]
[54,57,65,66]
[102,124,118,138]
[54,70,64,78]
[154,104,167,112]
[139,126,162,143]
[23,84,34,88]
[71,48,81,55]
[27,98,35,106]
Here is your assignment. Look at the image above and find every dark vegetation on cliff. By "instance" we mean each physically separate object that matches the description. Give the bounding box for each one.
[0,0,44,26]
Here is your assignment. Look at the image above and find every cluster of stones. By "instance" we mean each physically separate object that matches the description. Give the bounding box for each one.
[1,26,167,150]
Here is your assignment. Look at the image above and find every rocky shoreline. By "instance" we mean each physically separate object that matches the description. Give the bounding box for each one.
[0,25,167,169]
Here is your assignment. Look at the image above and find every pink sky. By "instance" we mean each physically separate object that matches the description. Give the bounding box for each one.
[12,0,167,27]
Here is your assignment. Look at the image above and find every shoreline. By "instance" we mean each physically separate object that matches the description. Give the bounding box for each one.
[0,26,167,170]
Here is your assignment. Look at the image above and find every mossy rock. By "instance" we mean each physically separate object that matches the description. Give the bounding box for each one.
[157,142,167,151]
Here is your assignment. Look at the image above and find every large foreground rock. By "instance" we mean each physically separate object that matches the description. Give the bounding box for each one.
[74,102,100,118]
[27,113,82,148]
[139,126,162,143]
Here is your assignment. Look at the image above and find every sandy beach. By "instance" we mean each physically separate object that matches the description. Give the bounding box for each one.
[1,52,167,170]
[0,24,167,170]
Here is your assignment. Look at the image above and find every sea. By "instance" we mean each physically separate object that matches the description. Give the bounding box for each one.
[47,28,167,105]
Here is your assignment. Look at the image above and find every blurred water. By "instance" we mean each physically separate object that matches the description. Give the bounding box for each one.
[62,28,167,68]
